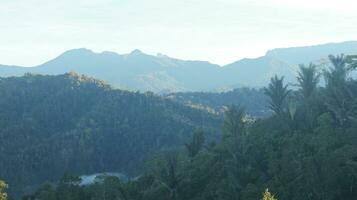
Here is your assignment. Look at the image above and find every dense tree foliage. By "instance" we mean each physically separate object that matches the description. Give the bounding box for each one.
[6,54,357,199]
[0,73,221,197]
[264,75,290,118]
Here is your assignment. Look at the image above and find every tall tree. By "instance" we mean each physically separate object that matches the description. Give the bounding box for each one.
[324,55,349,89]
[222,105,246,143]
[221,105,248,190]
[297,63,320,100]
[297,63,320,129]
[185,129,205,161]
[153,152,183,200]
[324,54,357,127]
[264,76,290,117]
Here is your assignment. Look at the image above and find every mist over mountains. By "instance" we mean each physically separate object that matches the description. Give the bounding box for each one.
[1,41,357,92]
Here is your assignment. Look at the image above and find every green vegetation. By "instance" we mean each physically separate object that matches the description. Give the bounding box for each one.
[0,73,221,197]
[262,189,277,200]
[4,54,357,199]
[0,181,7,200]
[166,88,268,117]
[264,75,290,117]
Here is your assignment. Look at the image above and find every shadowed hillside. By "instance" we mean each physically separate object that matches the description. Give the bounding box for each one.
[0,73,221,196]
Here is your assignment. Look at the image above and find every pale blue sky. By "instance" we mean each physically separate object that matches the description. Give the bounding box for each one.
[1,0,357,66]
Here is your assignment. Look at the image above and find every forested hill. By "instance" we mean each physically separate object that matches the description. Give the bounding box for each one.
[0,73,221,196]
[14,54,357,200]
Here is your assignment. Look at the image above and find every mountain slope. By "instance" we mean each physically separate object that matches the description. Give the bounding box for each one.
[0,41,357,92]
[0,73,221,195]
[221,56,294,87]
[222,41,357,86]
[165,87,269,117]
[265,41,357,65]
[1,48,222,92]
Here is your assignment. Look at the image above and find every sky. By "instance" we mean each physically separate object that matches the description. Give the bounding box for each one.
[1,0,357,66]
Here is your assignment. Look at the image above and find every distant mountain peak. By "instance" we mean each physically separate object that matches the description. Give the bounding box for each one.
[1,41,357,92]
[130,49,144,55]
[62,48,94,55]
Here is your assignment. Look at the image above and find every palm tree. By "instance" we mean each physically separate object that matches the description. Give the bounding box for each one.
[264,75,291,117]
[297,63,320,100]
[346,55,357,70]
[222,105,246,142]
[296,63,320,129]
[324,55,349,89]
[154,152,182,200]
[221,105,247,163]
[323,54,356,127]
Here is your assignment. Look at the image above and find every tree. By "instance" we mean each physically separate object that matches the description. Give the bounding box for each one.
[346,55,357,70]
[185,129,205,161]
[153,152,183,200]
[297,63,320,100]
[264,76,290,117]
[0,181,7,200]
[324,54,357,127]
[91,176,127,200]
[222,105,246,142]
[296,63,320,129]
[33,183,56,200]
[262,189,277,200]
[56,171,83,200]
[220,105,249,197]
[324,55,349,89]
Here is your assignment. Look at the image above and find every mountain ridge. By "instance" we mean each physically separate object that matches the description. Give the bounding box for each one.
[1,41,357,92]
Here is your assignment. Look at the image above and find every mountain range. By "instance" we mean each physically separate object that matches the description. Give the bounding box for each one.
[1,41,357,92]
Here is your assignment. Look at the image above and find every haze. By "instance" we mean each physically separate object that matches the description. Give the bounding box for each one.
[1,0,357,66]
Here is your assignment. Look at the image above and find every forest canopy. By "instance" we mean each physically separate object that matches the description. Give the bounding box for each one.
[2,54,357,200]
[0,73,221,197]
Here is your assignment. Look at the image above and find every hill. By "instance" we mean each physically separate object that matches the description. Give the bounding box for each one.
[21,54,357,200]
[0,73,221,196]
[165,88,269,117]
